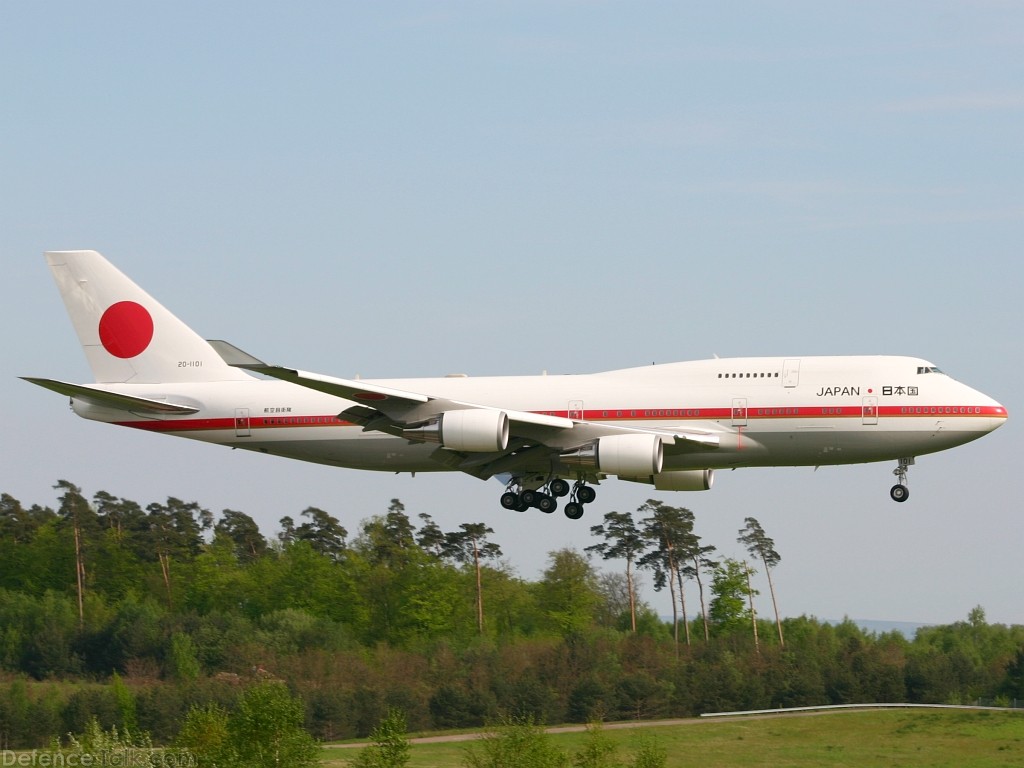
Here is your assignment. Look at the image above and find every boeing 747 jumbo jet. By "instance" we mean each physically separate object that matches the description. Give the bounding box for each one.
[25,251,1007,519]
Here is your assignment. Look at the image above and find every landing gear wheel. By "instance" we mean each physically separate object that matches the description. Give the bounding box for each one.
[890,484,910,503]
[564,502,584,520]
[890,457,914,503]
[500,492,520,510]
[520,489,538,507]
[537,494,557,514]
[576,485,597,504]
[549,479,570,498]
[515,500,530,512]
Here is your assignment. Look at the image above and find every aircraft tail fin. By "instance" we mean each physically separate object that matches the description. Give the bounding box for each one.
[44,250,253,384]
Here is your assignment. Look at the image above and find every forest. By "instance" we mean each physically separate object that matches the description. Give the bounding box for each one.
[1,480,1022,750]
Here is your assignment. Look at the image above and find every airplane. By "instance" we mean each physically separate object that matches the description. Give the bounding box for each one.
[24,250,1008,519]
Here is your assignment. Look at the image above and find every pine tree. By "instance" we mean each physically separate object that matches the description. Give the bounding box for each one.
[586,511,645,632]
[737,516,784,647]
[638,500,695,650]
[443,523,502,634]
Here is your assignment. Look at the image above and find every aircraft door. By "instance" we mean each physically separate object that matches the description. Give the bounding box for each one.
[568,400,584,421]
[862,396,878,426]
[234,408,251,437]
[731,398,748,427]
[783,359,800,388]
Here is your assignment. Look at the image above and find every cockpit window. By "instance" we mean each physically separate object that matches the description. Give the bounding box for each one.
[916,366,944,375]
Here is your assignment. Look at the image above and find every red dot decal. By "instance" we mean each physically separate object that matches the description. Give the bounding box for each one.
[354,392,388,401]
[98,301,154,358]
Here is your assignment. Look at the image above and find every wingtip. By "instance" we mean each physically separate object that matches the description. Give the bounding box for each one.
[207,340,268,369]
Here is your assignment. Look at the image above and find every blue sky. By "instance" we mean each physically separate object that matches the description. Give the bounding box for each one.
[4,2,1021,626]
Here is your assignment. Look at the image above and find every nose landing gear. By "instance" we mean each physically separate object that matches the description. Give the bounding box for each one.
[890,457,914,502]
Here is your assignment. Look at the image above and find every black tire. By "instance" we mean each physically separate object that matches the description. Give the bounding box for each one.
[537,494,557,514]
[564,502,584,520]
[521,489,538,507]
[890,484,910,503]
[500,492,519,510]
[549,479,570,497]
[577,486,597,504]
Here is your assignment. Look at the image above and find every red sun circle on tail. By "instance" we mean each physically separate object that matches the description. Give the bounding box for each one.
[98,301,154,358]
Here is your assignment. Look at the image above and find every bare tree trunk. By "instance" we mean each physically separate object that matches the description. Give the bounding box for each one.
[159,552,172,609]
[763,556,784,648]
[693,557,710,642]
[745,561,760,655]
[626,558,637,633]
[667,560,680,654]
[675,567,691,646]
[473,538,484,634]
[73,517,85,629]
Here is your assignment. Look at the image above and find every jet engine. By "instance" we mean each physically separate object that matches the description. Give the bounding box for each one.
[620,469,715,491]
[403,409,509,452]
[560,434,664,476]
[654,469,714,491]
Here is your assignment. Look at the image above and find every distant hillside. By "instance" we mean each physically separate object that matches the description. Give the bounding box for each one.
[834,618,933,639]
[657,616,935,640]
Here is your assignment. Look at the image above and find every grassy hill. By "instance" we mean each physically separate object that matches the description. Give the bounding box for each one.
[325,708,1024,767]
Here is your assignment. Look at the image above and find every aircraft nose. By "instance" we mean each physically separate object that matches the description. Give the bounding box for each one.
[979,392,1008,432]
[990,402,1009,429]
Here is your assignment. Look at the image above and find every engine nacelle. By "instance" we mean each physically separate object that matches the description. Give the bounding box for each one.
[403,409,510,452]
[404,409,509,452]
[561,434,664,476]
[620,469,714,491]
[442,409,509,452]
[653,469,714,491]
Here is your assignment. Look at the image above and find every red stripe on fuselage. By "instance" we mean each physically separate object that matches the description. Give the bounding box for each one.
[114,405,1008,433]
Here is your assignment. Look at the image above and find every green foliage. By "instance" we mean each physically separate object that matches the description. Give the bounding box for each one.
[350,708,411,768]
[62,715,149,750]
[110,672,137,732]
[177,703,236,766]
[280,506,347,561]
[49,714,196,767]
[536,549,601,636]
[4,485,1024,751]
[572,721,619,768]
[229,681,320,767]
[168,631,201,681]
[215,508,268,562]
[737,517,780,568]
[463,717,568,768]
[708,559,752,634]
[627,735,667,768]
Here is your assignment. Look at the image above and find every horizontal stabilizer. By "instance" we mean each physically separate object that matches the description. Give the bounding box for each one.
[22,378,200,414]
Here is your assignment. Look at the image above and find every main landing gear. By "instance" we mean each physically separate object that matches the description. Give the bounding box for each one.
[500,478,596,520]
[890,457,914,502]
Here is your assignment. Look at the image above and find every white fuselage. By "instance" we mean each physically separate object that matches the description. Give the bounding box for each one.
[71,355,1007,478]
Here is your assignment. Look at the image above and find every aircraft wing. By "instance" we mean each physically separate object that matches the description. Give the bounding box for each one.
[211,341,718,478]
[593,422,721,449]
[208,340,573,431]
[22,378,200,415]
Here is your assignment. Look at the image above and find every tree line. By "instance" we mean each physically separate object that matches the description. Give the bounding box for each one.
[1,482,1022,750]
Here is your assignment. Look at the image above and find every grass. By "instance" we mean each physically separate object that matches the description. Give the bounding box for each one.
[322,708,1024,767]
